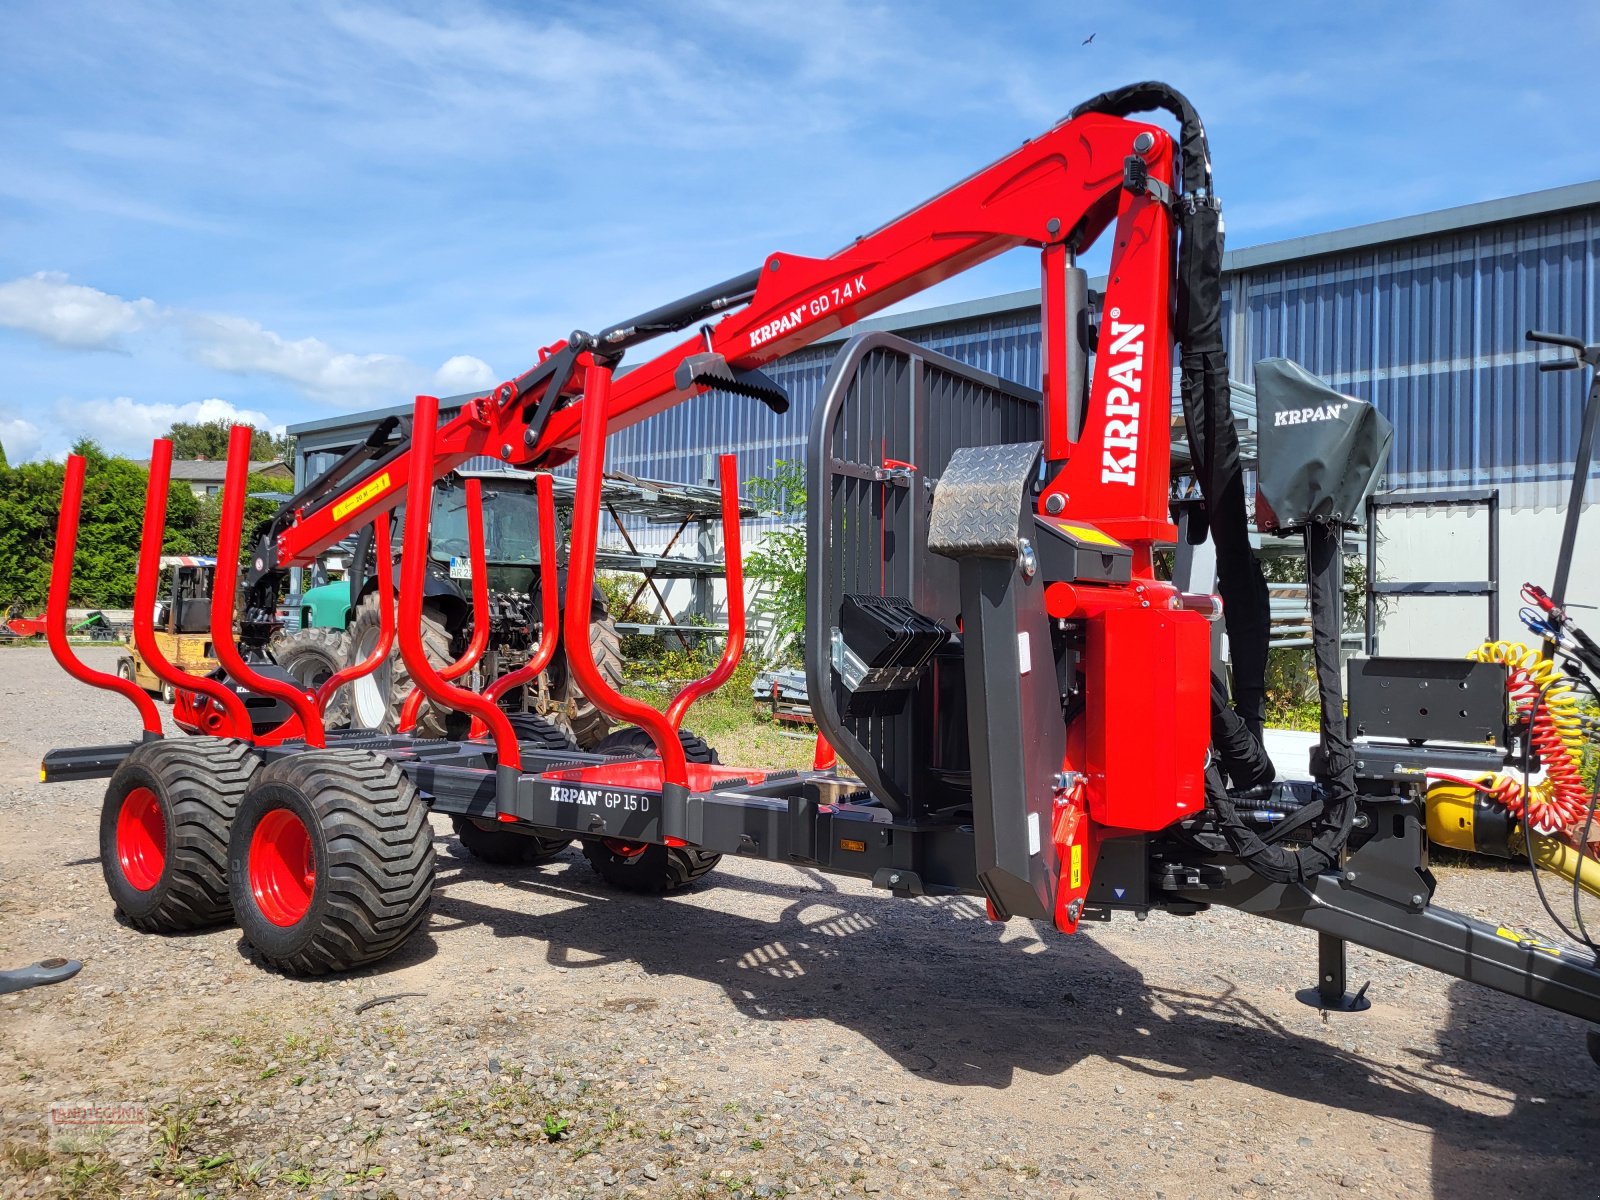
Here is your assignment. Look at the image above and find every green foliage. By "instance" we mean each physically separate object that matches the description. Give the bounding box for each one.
[0,440,219,611]
[743,459,807,659]
[196,473,293,564]
[0,457,66,611]
[169,419,292,462]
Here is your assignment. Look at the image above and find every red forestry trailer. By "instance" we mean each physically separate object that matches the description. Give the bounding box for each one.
[36,82,1600,1065]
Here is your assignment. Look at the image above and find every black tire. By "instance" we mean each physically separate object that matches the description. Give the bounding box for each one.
[344,594,454,737]
[451,712,576,864]
[582,840,722,893]
[503,711,579,754]
[160,682,176,704]
[271,627,351,729]
[1589,1029,1600,1070]
[581,726,721,892]
[228,749,434,976]
[452,818,573,865]
[590,724,721,765]
[116,657,137,686]
[100,739,262,932]
[547,606,625,749]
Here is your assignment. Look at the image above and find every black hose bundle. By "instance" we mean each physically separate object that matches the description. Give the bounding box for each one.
[1206,523,1357,882]
[1070,82,1273,739]
[1071,83,1357,882]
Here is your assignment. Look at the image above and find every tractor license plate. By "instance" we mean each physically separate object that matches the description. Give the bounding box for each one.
[448,556,472,580]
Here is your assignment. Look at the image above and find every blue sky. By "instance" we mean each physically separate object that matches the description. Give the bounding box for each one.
[2,0,1596,462]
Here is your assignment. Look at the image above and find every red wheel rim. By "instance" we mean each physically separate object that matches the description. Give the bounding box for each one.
[601,838,649,859]
[249,808,316,927]
[116,786,166,891]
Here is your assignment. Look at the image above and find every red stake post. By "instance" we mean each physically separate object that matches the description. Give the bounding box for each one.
[211,424,327,747]
[396,478,491,733]
[313,516,396,714]
[135,438,253,737]
[562,357,751,790]
[399,396,521,770]
[470,472,560,737]
[47,454,163,738]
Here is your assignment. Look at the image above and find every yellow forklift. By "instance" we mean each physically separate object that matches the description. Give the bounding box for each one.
[115,556,218,702]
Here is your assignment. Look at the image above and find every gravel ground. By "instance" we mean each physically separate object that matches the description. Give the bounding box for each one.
[0,647,1597,1200]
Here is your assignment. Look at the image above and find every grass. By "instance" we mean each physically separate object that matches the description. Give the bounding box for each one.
[3,1137,127,1200]
[622,659,815,770]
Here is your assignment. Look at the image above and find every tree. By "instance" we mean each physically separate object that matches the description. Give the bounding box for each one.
[0,441,210,612]
[743,459,808,662]
[197,473,294,565]
[168,419,293,462]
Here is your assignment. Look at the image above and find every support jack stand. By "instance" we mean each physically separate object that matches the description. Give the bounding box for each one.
[1295,932,1372,1013]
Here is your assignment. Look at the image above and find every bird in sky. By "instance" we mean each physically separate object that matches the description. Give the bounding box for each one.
[1082,32,1095,45]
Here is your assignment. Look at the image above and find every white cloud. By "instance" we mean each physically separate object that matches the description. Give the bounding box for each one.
[0,417,43,464]
[434,354,496,396]
[180,311,427,406]
[0,272,498,410]
[54,395,279,459]
[1,395,286,463]
[0,271,160,349]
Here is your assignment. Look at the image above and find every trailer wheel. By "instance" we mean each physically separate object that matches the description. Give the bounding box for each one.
[581,726,721,892]
[100,739,262,932]
[503,711,580,754]
[582,840,722,893]
[589,725,721,765]
[271,627,351,729]
[228,749,434,975]
[452,818,572,865]
[452,712,576,863]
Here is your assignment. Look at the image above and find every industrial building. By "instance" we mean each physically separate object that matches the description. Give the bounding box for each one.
[290,180,1600,656]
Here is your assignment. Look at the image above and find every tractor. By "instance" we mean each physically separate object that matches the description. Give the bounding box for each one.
[274,465,622,745]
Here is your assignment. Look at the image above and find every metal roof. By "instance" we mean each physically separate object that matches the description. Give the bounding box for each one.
[140,458,287,480]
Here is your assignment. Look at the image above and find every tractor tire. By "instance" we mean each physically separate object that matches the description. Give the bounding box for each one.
[344,594,454,737]
[100,739,262,932]
[590,724,721,765]
[582,840,722,893]
[228,749,434,976]
[271,627,351,729]
[581,725,721,892]
[548,606,625,749]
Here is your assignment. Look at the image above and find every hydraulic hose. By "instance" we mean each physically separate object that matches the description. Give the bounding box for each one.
[1453,642,1589,834]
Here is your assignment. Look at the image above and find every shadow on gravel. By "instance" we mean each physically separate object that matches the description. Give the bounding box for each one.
[424,846,1598,1183]
[1430,978,1599,1196]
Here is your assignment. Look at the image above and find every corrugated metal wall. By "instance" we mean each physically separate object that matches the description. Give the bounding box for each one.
[299,202,1599,528]
[1227,207,1598,506]
[604,310,1045,491]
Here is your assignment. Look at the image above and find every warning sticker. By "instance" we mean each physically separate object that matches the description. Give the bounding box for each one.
[1070,843,1083,890]
[332,471,392,522]
[1495,926,1563,956]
